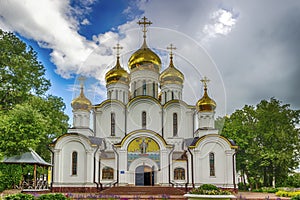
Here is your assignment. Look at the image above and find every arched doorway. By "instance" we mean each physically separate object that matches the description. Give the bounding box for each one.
[135,165,154,186]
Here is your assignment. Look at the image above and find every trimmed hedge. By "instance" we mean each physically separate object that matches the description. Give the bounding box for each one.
[276,190,300,197]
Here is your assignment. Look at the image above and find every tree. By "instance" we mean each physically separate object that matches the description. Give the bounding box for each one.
[0,29,50,110]
[27,95,69,160]
[0,30,69,159]
[217,98,300,188]
[0,103,48,156]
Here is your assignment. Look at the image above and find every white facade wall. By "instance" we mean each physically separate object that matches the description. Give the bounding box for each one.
[127,98,162,134]
[52,135,98,188]
[192,136,236,188]
[163,103,194,139]
[95,101,126,138]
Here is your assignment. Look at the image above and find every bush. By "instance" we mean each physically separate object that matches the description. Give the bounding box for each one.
[291,195,300,200]
[4,193,35,200]
[37,193,69,200]
[276,191,300,197]
[189,184,232,195]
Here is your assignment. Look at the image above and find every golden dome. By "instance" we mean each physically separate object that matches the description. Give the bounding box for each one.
[105,57,129,85]
[128,40,161,72]
[196,87,216,112]
[71,86,92,111]
[159,56,184,85]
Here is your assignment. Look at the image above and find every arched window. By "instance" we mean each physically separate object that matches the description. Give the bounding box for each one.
[72,151,78,175]
[209,152,215,176]
[116,90,118,100]
[172,91,174,100]
[133,82,137,97]
[152,82,155,97]
[111,112,115,136]
[142,111,146,129]
[102,167,114,179]
[173,113,178,136]
[123,91,125,102]
[143,80,147,95]
[164,92,167,103]
[174,168,185,180]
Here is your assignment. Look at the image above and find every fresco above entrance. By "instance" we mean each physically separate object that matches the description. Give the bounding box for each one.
[127,137,160,169]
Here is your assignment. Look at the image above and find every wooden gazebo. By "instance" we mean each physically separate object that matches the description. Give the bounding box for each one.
[2,149,51,191]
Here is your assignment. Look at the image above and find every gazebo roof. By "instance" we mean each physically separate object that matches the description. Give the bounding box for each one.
[2,149,51,166]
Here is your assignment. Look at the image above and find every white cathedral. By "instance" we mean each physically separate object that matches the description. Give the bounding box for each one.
[50,17,237,192]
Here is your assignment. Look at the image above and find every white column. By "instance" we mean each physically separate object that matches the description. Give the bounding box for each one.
[118,149,128,186]
[160,149,169,185]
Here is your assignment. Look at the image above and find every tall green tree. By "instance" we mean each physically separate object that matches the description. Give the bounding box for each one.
[217,98,300,188]
[0,29,50,110]
[0,30,69,159]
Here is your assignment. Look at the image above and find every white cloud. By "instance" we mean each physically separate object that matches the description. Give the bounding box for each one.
[1,0,299,117]
[202,8,238,41]
[81,18,90,25]
[0,0,97,79]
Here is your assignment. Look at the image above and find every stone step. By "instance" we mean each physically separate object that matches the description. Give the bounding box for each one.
[99,186,186,196]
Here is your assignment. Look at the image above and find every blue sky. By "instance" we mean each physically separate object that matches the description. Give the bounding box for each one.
[1,0,300,125]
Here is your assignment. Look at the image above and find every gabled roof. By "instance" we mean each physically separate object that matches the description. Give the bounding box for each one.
[2,149,51,166]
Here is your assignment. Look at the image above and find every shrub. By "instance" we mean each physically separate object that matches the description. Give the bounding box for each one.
[37,193,69,200]
[4,193,35,200]
[189,184,232,195]
[276,191,300,197]
[291,195,300,200]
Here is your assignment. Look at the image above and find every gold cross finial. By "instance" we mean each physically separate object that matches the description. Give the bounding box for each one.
[78,76,86,92]
[137,16,152,39]
[200,76,210,89]
[113,43,123,58]
[167,44,177,58]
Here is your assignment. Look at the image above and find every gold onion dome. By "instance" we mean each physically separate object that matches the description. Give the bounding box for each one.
[71,84,92,111]
[128,16,161,72]
[105,57,129,85]
[159,45,184,85]
[128,40,161,72]
[196,77,216,112]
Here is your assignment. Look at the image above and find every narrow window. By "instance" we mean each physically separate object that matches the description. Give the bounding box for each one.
[152,82,155,97]
[142,111,146,129]
[102,167,114,179]
[133,82,137,97]
[143,80,146,95]
[116,90,118,100]
[172,91,174,100]
[123,91,125,102]
[164,92,167,103]
[111,112,115,136]
[108,91,111,99]
[72,151,78,175]
[209,152,215,176]
[174,168,185,180]
[173,113,178,136]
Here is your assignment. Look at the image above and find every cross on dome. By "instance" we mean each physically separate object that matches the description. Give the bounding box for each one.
[201,76,210,89]
[137,16,152,39]
[113,43,123,58]
[78,76,86,90]
[167,44,176,58]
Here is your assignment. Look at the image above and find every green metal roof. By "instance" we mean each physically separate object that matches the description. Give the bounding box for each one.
[2,149,51,166]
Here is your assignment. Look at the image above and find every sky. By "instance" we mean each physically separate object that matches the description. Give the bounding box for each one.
[0,0,300,125]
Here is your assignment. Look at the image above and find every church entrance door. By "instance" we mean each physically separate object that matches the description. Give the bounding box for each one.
[135,166,154,186]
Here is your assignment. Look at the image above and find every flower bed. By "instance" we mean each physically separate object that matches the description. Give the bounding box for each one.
[184,184,236,200]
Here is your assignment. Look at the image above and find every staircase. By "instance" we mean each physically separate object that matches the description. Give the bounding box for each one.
[99,186,187,199]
